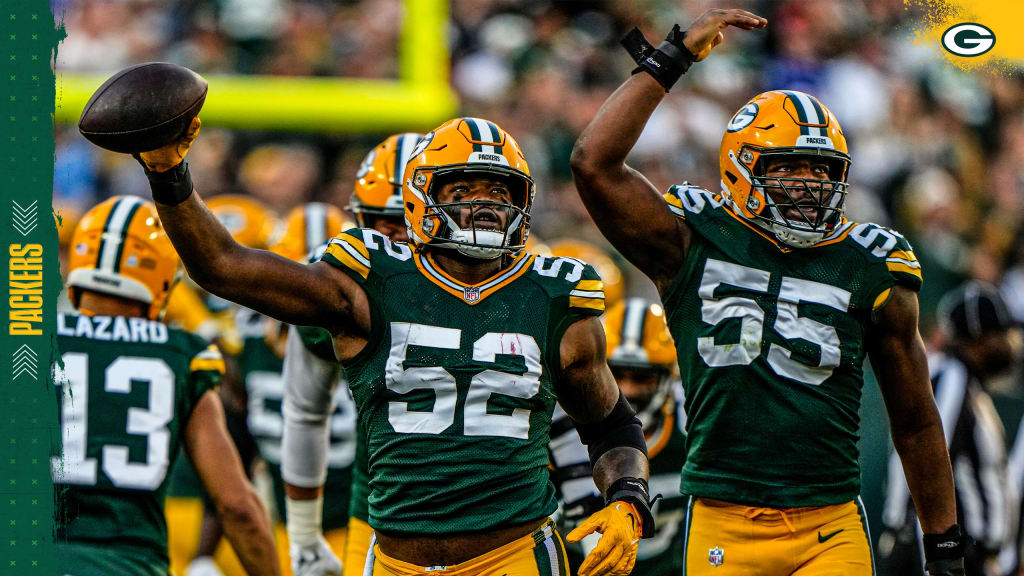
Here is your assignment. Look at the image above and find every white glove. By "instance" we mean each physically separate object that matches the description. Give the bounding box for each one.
[185,556,224,576]
[291,535,343,576]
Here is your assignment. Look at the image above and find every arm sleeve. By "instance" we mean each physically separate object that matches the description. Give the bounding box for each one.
[281,324,343,488]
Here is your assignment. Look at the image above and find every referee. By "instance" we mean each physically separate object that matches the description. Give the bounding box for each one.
[880,281,1023,576]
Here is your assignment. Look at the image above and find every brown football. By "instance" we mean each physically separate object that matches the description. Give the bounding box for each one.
[78,62,208,154]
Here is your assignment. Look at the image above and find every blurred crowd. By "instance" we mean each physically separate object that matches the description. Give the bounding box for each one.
[51,0,1024,572]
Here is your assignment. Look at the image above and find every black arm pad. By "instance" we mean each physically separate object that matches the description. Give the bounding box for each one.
[574,391,647,467]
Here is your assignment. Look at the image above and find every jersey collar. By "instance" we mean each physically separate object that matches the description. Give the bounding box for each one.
[415,250,536,305]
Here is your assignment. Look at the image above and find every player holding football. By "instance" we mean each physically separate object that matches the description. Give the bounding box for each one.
[570,8,965,576]
[129,117,654,576]
[54,196,280,576]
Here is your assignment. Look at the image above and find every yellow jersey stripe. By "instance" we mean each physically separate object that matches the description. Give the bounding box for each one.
[570,296,605,311]
[872,287,893,311]
[190,357,226,374]
[326,242,371,279]
[340,232,370,260]
[887,261,923,279]
[889,249,917,262]
[575,280,603,292]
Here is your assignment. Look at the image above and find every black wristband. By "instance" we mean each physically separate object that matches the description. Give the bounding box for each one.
[621,24,697,92]
[923,524,967,563]
[135,157,194,206]
[605,476,659,539]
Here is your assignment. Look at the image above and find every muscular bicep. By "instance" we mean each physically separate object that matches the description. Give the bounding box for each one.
[554,316,620,423]
[867,285,938,436]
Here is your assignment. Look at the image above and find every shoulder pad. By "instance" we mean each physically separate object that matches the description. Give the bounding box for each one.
[321,227,413,282]
[847,222,922,293]
[190,342,225,374]
[663,184,725,219]
[530,255,605,313]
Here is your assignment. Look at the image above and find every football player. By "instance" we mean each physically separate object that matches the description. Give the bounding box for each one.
[128,116,655,576]
[280,133,420,576]
[54,196,279,576]
[569,8,965,576]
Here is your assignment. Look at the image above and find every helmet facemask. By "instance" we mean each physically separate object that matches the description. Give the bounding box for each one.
[737,148,850,248]
[611,363,673,432]
[419,168,533,260]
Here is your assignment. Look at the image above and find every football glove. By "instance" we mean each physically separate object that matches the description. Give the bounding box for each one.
[291,535,343,576]
[566,501,642,576]
[138,116,201,173]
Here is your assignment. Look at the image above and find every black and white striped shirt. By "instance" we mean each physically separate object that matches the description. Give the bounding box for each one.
[883,353,1016,560]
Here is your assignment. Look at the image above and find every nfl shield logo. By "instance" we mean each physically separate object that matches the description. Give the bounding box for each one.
[464,287,481,302]
[708,547,724,567]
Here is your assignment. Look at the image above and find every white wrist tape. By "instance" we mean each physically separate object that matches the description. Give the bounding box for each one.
[286,495,324,548]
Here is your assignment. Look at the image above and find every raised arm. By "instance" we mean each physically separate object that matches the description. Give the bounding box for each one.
[137,119,366,333]
[867,285,965,575]
[554,316,649,576]
[570,9,765,289]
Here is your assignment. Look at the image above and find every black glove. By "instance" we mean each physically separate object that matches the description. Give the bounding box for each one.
[923,524,967,576]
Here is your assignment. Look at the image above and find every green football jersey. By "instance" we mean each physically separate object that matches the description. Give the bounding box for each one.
[237,308,356,530]
[321,228,605,534]
[53,312,224,575]
[662,185,922,508]
[635,387,688,576]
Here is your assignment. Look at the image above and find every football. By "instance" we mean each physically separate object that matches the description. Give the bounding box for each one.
[78,62,208,154]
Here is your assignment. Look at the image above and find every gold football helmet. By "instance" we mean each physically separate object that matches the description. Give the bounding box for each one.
[404,118,534,259]
[549,239,625,308]
[270,202,349,262]
[350,132,423,227]
[67,196,181,320]
[604,297,677,428]
[720,90,851,248]
[206,194,279,249]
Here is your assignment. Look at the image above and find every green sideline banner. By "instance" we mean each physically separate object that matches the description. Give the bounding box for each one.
[0,1,62,574]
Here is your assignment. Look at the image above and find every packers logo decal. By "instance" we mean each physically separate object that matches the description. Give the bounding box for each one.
[409,131,434,160]
[727,103,759,132]
[941,22,995,57]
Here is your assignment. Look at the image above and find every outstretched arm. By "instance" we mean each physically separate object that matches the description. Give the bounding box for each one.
[571,9,765,290]
[868,285,964,574]
[136,118,366,333]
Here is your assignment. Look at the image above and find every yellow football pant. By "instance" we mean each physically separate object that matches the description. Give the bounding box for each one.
[366,519,569,576]
[345,517,374,576]
[683,497,874,576]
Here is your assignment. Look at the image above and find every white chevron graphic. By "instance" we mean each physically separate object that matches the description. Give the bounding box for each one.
[12,199,38,237]
[12,344,38,380]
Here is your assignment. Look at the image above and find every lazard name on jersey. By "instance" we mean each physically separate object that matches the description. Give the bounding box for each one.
[53,313,224,576]
[320,227,605,534]
[662,184,922,508]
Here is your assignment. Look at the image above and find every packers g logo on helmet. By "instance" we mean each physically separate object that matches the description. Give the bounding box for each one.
[67,196,181,320]
[720,90,851,249]
[350,132,423,227]
[403,117,534,260]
